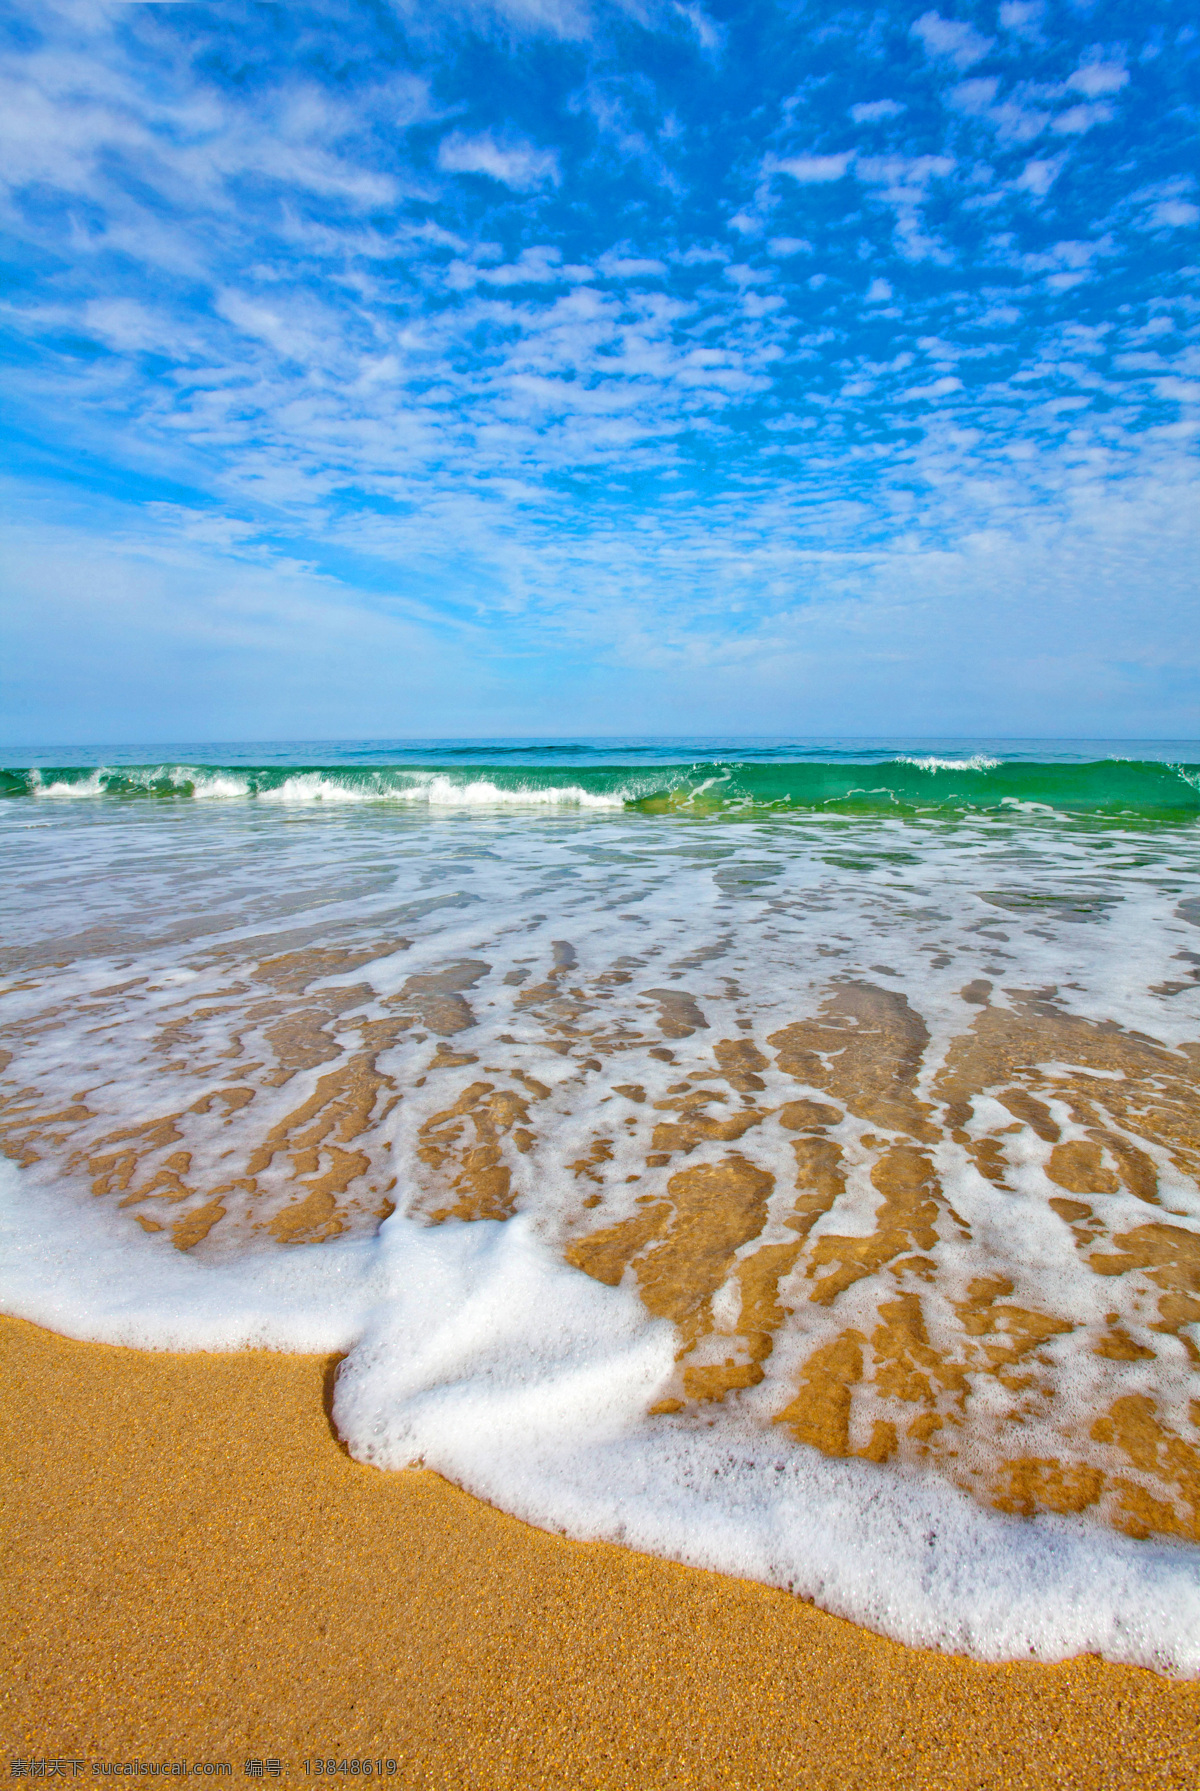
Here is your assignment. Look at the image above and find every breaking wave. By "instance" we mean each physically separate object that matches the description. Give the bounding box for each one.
[2,757,1199,820]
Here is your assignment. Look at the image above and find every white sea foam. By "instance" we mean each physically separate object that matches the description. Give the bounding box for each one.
[186,770,252,798]
[2,794,1199,1672]
[19,765,630,807]
[0,1157,385,1352]
[28,768,109,797]
[256,772,626,807]
[897,754,1001,772]
[1,1153,1197,1674]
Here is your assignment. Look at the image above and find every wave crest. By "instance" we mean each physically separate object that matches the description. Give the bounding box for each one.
[2,757,1198,820]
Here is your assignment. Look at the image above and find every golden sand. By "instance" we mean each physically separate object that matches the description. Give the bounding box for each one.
[3,1315,1198,1789]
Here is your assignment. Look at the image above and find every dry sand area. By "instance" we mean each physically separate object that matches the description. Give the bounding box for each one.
[3,1315,1198,1790]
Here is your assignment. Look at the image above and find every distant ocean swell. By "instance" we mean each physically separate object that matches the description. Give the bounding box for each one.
[2,758,1199,819]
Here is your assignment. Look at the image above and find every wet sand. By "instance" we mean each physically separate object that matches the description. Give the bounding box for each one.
[3,1315,1198,1789]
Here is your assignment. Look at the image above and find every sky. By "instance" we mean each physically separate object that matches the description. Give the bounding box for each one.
[1,0,1198,744]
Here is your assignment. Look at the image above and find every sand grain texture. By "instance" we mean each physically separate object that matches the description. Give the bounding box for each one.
[2,1315,1198,1790]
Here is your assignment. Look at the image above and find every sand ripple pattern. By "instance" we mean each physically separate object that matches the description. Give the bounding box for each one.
[2,796,1199,1544]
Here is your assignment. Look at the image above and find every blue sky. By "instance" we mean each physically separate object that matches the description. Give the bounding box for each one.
[1,0,1197,742]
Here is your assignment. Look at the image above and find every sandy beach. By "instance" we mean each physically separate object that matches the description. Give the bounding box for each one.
[6,0,1199,1755]
[4,1313,1198,1790]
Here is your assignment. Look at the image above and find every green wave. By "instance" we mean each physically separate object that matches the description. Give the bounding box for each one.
[1,758,1197,820]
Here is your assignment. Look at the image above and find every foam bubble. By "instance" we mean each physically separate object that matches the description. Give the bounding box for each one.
[1,1154,1196,1674]
[0,1156,385,1352]
[256,772,625,808]
[3,788,1200,1672]
[29,768,109,797]
[186,770,251,798]
[898,754,1001,772]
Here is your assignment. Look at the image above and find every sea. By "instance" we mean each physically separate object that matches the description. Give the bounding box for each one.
[2,737,1199,1670]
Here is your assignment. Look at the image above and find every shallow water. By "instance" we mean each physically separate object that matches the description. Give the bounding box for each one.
[2,743,1199,1668]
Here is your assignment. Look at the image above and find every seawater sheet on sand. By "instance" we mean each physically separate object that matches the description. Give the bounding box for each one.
[2,1158,1199,1673]
[2,751,1199,1671]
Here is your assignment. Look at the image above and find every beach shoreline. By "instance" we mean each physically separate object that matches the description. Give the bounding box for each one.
[4,1314,1198,1789]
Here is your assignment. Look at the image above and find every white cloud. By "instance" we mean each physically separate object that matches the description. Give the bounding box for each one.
[1015,236,1114,293]
[2,0,1197,738]
[597,249,668,277]
[999,1,1043,37]
[849,99,905,123]
[451,245,592,287]
[949,77,999,114]
[214,290,323,359]
[943,75,1077,145]
[854,154,955,262]
[673,1,723,53]
[1148,199,1200,229]
[774,153,853,183]
[571,79,683,195]
[81,298,187,355]
[977,98,1050,144]
[437,129,560,190]
[1014,155,1064,197]
[1048,239,1104,267]
[911,12,995,69]
[1051,102,1114,136]
[901,376,962,399]
[856,154,955,186]
[727,209,766,236]
[395,0,596,41]
[1067,59,1129,98]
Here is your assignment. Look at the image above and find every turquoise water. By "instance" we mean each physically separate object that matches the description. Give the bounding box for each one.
[3,738,1199,820]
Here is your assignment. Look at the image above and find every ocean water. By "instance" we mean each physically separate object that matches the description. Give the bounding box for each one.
[2,739,1199,1670]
